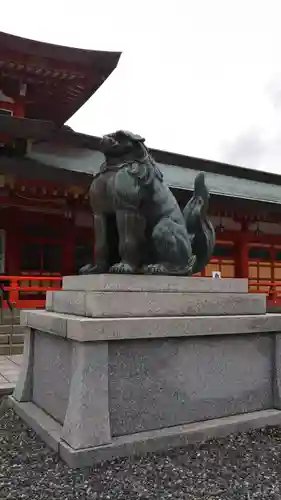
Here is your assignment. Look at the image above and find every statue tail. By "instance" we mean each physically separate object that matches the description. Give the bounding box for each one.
[183,172,216,275]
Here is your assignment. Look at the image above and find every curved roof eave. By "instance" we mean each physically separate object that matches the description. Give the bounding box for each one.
[28,146,281,206]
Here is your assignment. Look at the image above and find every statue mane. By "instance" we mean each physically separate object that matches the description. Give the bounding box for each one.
[100,141,163,185]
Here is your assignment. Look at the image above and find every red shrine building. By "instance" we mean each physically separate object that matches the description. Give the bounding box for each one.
[1,31,281,308]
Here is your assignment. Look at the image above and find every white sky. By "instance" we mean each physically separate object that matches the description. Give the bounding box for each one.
[2,1,281,174]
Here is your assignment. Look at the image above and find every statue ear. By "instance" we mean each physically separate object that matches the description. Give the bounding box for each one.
[117,130,145,143]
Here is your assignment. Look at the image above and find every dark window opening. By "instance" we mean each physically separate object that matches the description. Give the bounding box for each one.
[275,251,281,261]
[21,243,41,271]
[21,243,62,273]
[248,247,271,260]
[213,245,234,258]
[24,226,61,238]
[43,245,62,272]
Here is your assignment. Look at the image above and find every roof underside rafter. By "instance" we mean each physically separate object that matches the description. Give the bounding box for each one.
[0,31,121,124]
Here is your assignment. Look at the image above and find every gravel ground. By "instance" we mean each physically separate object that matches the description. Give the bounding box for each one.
[1,404,281,499]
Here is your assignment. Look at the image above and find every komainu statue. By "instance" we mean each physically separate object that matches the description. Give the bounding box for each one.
[80,130,215,276]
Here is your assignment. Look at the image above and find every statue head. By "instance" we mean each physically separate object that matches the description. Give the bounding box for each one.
[100,130,146,160]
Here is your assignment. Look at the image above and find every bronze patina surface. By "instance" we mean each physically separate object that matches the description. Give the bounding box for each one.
[80,130,215,276]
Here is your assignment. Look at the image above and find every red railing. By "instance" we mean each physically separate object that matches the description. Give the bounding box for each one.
[0,275,62,309]
[249,280,281,307]
[0,276,280,311]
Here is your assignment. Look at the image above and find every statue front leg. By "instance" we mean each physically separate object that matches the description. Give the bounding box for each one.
[79,213,109,274]
[109,211,145,274]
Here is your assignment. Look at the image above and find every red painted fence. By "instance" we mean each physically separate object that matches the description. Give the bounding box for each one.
[249,281,281,307]
[0,276,62,309]
[0,276,280,310]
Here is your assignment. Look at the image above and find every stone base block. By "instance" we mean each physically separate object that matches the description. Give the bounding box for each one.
[21,309,281,342]
[45,276,265,318]
[12,276,277,468]
[62,275,249,293]
[46,290,266,317]
[8,397,281,468]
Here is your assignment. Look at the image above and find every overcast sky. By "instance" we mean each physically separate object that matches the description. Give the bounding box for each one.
[2,1,281,174]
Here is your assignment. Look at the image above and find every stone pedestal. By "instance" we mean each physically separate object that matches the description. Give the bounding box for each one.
[9,275,281,467]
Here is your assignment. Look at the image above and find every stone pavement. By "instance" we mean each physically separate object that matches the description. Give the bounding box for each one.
[0,355,22,395]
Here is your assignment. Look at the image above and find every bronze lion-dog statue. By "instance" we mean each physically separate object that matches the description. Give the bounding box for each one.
[80,130,215,276]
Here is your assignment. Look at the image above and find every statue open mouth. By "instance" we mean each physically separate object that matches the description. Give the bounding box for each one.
[100,132,138,159]
[100,135,117,152]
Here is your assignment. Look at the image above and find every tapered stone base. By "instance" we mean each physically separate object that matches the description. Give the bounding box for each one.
[11,275,281,467]
[8,397,281,468]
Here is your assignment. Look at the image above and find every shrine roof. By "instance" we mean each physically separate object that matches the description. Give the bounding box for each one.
[0,115,58,139]
[25,129,281,207]
[35,126,281,184]
[2,117,281,206]
[0,31,121,124]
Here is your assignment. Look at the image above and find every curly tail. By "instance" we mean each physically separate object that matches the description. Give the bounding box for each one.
[183,172,216,275]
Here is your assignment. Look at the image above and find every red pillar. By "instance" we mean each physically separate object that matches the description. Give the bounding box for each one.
[236,221,249,278]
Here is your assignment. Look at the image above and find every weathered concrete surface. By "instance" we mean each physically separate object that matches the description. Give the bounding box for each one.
[63,275,248,293]
[12,276,280,467]
[61,342,110,449]
[0,355,22,396]
[13,324,281,467]
[21,309,67,338]
[108,335,273,436]
[8,396,281,468]
[46,291,266,317]
[32,332,72,424]
[13,331,33,402]
[273,334,281,409]
[21,309,281,342]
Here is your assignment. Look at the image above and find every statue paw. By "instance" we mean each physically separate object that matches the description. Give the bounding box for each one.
[109,262,136,274]
[143,256,196,276]
[79,263,109,275]
[143,264,167,274]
